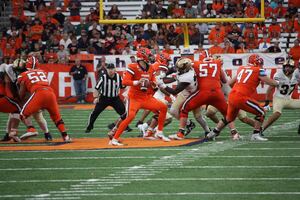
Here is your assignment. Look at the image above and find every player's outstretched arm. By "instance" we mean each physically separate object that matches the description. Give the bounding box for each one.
[259,76,279,86]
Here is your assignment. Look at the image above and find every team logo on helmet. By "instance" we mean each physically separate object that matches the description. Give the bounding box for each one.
[156,52,171,66]
[248,54,264,66]
[175,57,192,74]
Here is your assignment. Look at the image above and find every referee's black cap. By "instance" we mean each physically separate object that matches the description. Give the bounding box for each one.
[107,63,115,69]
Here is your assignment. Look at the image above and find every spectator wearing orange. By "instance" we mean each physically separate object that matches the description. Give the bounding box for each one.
[288,0,300,8]
[255,22,267,34]
[244,1,259,18]
[212,0,224,14]
[162,44,174,55]
[30,19,44,42]
[289,39,300,66]
[236,42,249,54]
[268,18,281,39]
[115,34,129,54]
[172,3,185,18]
[44,48,58,63]
[281,15,294,33]
[208,23,226,44]
[133,35,148,50]
[2,43,16,59]
[8,31,22,50]
[294,17,300,33]
[209,40,224,55]
[69,0,81,21]
[85,8,99,23]
[0,32,7,52]
[222,40,235,53]
[36,4,48,23]
[264,1,274,18]
[273,2,287,18]
[287,1,298,17]
[12,0,24,18]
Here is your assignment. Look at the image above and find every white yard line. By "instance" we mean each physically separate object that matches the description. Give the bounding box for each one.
[5,119,299,200]
[1,165,298,171]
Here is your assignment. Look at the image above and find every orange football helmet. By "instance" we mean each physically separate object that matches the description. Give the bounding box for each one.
[26,56,39,69]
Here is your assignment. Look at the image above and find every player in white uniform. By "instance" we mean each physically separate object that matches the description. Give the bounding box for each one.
[157,57,210,140]
[262,59,300,133]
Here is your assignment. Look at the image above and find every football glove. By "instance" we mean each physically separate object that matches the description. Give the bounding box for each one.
[263,100,271,111]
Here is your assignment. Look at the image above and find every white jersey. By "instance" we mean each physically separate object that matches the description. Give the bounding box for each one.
[176,68,198,98]
[273,69,300,99]
[0,64,17,82]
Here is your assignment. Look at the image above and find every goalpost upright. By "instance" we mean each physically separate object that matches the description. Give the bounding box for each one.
[99,0,265,47]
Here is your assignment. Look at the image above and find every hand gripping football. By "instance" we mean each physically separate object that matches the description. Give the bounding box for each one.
[140,78,150,91]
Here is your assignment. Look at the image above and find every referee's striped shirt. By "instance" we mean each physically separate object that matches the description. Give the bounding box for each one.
[95,72,123,97]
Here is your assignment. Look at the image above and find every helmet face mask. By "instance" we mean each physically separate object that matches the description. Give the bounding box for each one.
[13,58,27,73]
[248,54,263,67]
[283,59,295,76]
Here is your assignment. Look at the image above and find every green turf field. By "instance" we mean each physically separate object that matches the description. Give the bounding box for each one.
[0,107,300,200]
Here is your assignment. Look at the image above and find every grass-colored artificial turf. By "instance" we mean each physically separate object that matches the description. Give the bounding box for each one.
[0,107,299,200]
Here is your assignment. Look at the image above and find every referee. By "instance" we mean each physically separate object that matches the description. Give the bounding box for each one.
[85,64,127,133]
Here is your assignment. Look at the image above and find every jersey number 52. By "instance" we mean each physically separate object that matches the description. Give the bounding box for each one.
[27,71,48,83]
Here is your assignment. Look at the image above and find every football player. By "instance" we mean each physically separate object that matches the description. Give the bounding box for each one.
[262,59,300,132]
[110,48,168,146]
[157,57,211,140]
[16,59,71,142]
[207,54,281,141]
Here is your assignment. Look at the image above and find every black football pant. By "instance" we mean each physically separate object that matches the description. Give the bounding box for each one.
[86,96,126,130]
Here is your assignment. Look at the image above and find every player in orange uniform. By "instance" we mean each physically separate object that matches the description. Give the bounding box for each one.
[0,63,22,142]
[16,63,71,142]
[207,54,280,141]
[159,52,228,139]
[136,52,173,138]
[110,48,168,146]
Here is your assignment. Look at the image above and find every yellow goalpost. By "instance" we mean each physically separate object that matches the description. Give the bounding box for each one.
[99,0,265,47]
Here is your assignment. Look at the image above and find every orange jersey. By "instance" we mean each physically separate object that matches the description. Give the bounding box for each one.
[193,59,223,91]
[232,65,267,97]
[17,69,50,93]
[123,63,155,98]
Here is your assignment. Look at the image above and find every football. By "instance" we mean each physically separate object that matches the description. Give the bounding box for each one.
[140,79,150,91]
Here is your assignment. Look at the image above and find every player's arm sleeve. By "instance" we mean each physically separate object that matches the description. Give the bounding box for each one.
[122,67,137,86]
[164,82,190,95]
[228,76,237,87]
[95,75,103,90]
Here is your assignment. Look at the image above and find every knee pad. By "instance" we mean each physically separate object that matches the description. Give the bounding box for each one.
[55,119,65,127]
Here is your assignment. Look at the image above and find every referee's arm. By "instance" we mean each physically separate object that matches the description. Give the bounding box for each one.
[93,75,103,100]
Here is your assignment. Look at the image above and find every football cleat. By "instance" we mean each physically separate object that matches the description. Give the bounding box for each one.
[135,120,143,127]
[62,133,72,143]
[138,123,149,137]
[108,128,117,140]
[185,120,196,136]
[251,133,268,141]
[9,130,21,143]
[206,130,217,140]
[155,132,171,142]
[20,127,38,140]
[168,132,185,140]
[20,132,38,140]
[44,132,53,141]
[231,129,241,141]
[109,138,124,146]
[143,129,157,140]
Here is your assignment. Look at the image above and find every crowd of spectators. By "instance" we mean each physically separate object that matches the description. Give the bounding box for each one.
[1,0,300,65]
